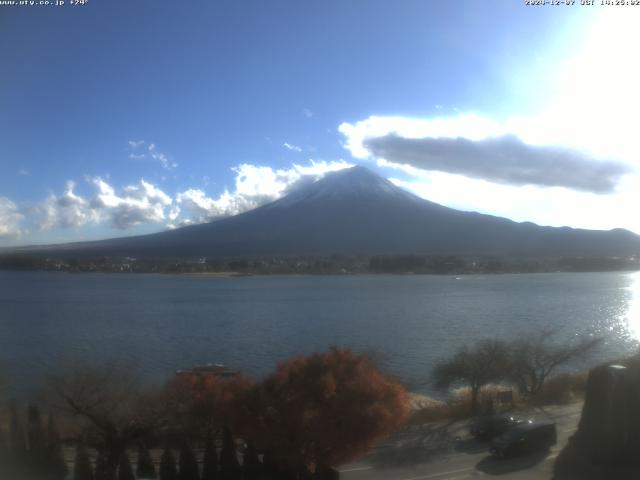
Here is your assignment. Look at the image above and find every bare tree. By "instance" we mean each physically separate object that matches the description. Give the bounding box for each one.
[506,330,601,398]
[432,339,510,415]
[48,364,165,475]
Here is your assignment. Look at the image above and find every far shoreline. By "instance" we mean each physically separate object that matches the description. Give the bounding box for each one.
[1,269,639,277]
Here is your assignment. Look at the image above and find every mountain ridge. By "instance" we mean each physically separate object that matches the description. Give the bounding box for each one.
[6,166,640,259]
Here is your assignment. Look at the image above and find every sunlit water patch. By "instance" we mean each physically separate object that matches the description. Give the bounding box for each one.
[622,272,640,342]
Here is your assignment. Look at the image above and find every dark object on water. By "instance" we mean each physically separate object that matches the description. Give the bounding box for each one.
[175,363,238,377]
[470,414,523,441]
[490,420,557,458]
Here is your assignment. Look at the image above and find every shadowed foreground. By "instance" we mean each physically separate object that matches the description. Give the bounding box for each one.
[554,355,640,480]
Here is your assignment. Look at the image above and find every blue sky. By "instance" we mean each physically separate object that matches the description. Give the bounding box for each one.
[1,1,638,246]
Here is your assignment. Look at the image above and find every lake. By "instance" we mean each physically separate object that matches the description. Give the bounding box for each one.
[1,271,639,396]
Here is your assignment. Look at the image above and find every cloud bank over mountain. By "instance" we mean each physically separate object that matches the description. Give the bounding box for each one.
[340,115,630,194]
[364,133,628,193]
[2,160,352,244]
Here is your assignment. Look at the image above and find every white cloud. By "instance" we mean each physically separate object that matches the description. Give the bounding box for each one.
[90,178,173,230]
[302,108,313,118]
[0,197,24,239]
[37,181,100,230]
[339,114,505,159]
[175,188,243,226]
[176,160,353,225]
[232,160,353,199]
[376,158,431,178]
[128,141,177,170]
[283,142,302,152]
[390,172,640,234]
[18,169,30,176]
[32,178,174,232]
[148,143,177,170]
[14,160,353,241]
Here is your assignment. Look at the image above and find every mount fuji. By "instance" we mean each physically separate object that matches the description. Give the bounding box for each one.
[15,166,640,259]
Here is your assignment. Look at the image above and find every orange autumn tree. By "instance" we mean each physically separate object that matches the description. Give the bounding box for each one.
[248,347,410,475]
[165,372,255,438]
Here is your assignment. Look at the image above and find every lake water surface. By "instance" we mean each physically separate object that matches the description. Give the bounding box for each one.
[1,271,639,396]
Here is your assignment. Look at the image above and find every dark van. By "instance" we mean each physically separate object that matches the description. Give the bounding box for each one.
[489,421,557,458]
[470,414,524,441]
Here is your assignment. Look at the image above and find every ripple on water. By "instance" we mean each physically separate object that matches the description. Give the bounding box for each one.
[0,271,638,396]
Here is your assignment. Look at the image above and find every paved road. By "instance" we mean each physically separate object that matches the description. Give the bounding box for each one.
[339,403,583,480]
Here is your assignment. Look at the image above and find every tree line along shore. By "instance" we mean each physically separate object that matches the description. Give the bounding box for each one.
[1,252,638,275]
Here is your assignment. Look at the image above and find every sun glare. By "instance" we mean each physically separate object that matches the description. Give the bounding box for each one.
[518,9,640,165]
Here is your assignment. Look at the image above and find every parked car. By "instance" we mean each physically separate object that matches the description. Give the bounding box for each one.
[470,414,524,441]
[490,420,557,458]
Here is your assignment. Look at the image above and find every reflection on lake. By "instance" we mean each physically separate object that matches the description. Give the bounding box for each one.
[0,271,638,396]
[624,271,640,341]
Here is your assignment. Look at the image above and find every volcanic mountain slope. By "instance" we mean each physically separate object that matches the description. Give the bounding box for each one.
[19,166,640,258]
